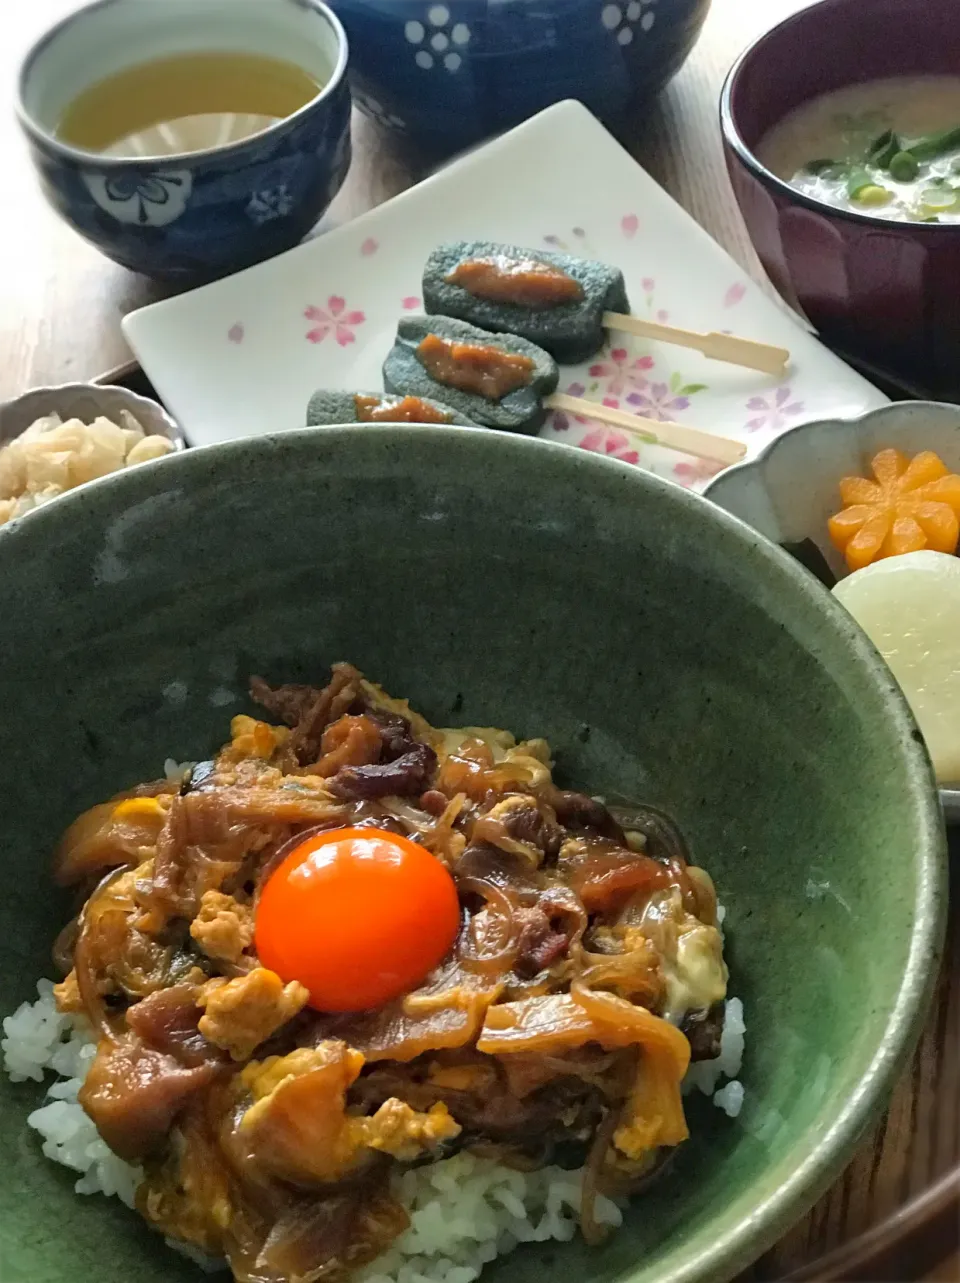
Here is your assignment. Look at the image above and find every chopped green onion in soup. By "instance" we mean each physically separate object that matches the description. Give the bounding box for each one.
[757,75,960,222]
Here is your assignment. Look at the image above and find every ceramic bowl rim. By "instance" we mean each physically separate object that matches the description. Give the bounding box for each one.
[719,0,960,237]
[0,423,947,1282]
[701,398,957,490]
[702,399,960,821]
[14,0,349,169]
[0,381,187,451]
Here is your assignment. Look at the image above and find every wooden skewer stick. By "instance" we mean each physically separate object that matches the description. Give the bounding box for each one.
[545,393,746,467]
[602,311,790,378]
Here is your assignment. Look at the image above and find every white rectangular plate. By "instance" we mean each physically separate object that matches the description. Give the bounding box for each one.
[124,100,887,490]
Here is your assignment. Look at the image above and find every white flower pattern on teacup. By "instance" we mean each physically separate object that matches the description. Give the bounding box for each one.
[353,90,407,132]
[600,0,656,46]
[404,5,471,73]
[82,169,192,226]
[246,185,294,225]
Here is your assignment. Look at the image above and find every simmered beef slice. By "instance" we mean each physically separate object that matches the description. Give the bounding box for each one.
[328,743,438,802]
[79,1034,221,1160]
[250,665,363,765]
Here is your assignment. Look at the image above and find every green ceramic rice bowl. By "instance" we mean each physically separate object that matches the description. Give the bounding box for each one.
[0,426,946,1283]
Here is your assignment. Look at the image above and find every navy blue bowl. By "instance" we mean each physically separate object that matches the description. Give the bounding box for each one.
[16,0,352,284]
[330,0,710,155]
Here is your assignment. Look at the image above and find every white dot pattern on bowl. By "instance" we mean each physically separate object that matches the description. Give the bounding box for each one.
[599,0,657,41]
[404,7,472,72]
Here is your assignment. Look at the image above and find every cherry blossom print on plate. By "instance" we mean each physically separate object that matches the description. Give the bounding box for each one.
[550,381,587,431]
[589,347,654,398]
[634,277,668,323]
[673,457,725,489]
[745,386,805,432]
[304,296,366,346]
[627,372,708,423]
[578,427,641,465]
[551,383,621,432]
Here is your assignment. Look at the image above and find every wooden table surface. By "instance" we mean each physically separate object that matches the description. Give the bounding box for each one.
[1,1,958,1279]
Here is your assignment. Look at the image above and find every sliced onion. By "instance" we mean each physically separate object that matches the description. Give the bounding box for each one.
[606,803,691,867]
[52,916,80,975]
[580,1103,622,1246]
[455,875,520,975]
[919,186,960,211]
[74,868,129,1038]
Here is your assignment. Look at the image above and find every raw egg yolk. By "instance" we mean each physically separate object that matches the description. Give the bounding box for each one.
[255,827,461,1013]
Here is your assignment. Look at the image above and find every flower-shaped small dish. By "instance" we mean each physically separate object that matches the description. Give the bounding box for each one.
[703,400,960,822]
[0,383,185,451]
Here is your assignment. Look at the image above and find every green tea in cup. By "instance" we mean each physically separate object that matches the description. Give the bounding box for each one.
[56,51,324,157]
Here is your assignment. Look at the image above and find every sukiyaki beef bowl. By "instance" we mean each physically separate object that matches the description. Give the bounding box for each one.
[0,426,945,1283]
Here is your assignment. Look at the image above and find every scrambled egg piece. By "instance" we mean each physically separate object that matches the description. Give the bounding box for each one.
[53,970,84,1015]
[241,1042,460,1183]
[198,968,309,1060]
[614,1046,689,1157]
[190,891,255,965]
[360,1097,460,1162]
[638,888,728,1021]
[223,715,291,763]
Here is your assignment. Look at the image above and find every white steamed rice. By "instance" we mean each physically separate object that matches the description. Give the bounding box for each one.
[1,982,143,1208]
[3,971,744,1280]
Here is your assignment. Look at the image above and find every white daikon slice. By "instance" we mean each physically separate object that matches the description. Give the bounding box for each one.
[833,550,960,784]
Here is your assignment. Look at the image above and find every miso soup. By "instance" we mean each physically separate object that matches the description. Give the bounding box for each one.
[758,76,960,223]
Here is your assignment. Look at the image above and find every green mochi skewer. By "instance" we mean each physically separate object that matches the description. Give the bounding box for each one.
[306,389,479,427]
[383,315,559,435]
[423,240,630,365]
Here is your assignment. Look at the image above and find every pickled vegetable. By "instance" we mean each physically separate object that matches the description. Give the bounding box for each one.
[828,448,960,571]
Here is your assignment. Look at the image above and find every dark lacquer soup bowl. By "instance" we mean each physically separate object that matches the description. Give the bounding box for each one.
[721,0,960,400]
[0,428,945,1283]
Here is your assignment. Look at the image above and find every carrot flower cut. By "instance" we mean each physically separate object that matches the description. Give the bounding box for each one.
[828,448,960,572]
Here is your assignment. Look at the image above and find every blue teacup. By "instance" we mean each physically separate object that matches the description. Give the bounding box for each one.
[16,0,352,283]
